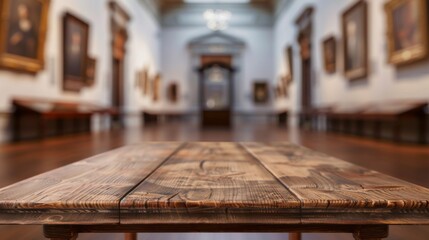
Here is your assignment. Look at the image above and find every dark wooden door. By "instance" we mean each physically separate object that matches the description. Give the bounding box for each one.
[199,55,233,128]
[301,58,312,109]
[112,59,123,109]
[111,58,123,126]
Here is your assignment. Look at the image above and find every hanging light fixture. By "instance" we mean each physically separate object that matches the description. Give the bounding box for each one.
[203,9,232,31]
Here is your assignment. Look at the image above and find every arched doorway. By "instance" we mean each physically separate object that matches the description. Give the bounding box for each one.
[188,32,245,128]
[198,60,235,127]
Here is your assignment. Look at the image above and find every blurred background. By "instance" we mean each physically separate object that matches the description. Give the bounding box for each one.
[0,0,428,239]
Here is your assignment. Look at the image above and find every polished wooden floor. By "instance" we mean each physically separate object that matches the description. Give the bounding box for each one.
[0,119,429,240]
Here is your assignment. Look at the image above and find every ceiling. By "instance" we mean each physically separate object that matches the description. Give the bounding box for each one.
[157,0,276,14]
[139,0,292,28]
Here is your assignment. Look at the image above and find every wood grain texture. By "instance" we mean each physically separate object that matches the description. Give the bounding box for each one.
[1,141,429,228]
[0,142,183,225]
[120,142,301,224]
[242,142,429,224]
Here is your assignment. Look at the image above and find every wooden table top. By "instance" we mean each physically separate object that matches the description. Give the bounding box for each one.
[0,142,429,226]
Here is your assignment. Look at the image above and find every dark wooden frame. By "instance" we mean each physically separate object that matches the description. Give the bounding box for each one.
[0,0,50,73]
[167,82,179,103]
[384,0,429,65]
[62,12,89,92]
[85,57,96,86]
[285,45,294,80]
[152,73,161,102]
[322,36,337,74]
[342,0,369,81]
[253,81,269,104]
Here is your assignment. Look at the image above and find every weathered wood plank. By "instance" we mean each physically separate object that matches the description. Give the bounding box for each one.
[242,142,429,224]
[120,142,301,224]
[0,142,183,225]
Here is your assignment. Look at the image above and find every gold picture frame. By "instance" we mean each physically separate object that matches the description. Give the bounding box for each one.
[322,36,337,74]
[0,0,50,73]
[385,0,428,65]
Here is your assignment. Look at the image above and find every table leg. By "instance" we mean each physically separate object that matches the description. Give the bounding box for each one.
[289,232,301,240]
[44,225,78,240]
[353,225,388,240]
[125,233,137,240]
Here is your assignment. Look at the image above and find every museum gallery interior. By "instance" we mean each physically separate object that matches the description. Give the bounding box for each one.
[0,0,429,239]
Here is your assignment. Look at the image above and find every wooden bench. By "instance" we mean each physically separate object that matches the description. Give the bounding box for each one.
[359,101,428,143]
[305,101,428,144]
[1,142,429,240]
[299,106,334,130]
[276,110,288,126]
[142,110,191,125]
[12,98,114,142]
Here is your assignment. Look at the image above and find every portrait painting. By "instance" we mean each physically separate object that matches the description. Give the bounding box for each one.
[342,1,368,80]
[85,57,96,86]
[0,0,50,73]
[323,36,337,74]
[167,82,179,103]
[253,82,269,104]
[385,0,428,65]
[62,13,89,92]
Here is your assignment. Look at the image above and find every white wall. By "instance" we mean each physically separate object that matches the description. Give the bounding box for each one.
[0,0,161,142]
[160,26,275,113]
[274,0,429,127]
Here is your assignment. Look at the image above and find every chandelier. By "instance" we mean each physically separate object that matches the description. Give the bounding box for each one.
[203,9,232,31]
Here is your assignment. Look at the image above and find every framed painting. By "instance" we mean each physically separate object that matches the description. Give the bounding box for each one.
[285,46,294,81]
[0,0,50,73]
[152,73,161,102]
[275,84,282,99]
[85,57,96,86]
[62,12,89,92]
[253,81,269,104]
[322,36,337,74]
[342,0,368,80]
[142,68,149,95]
[281,75,290,98]
[167,82,179,103]
[385,0,428,65]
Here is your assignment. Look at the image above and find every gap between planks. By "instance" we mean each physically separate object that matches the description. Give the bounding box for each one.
[117,142,187,223]
[239,142,304,223]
